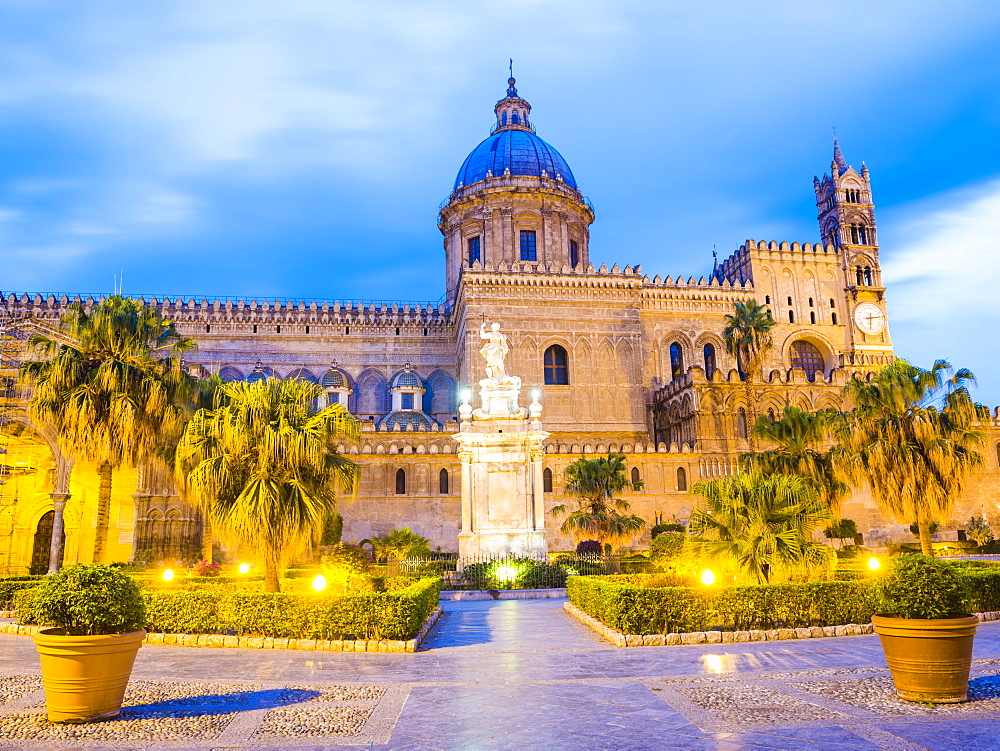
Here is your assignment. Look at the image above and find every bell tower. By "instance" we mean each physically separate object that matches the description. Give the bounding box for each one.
[814,141,893,359]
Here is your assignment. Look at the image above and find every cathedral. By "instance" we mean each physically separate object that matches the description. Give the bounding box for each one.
[2,78,998,573]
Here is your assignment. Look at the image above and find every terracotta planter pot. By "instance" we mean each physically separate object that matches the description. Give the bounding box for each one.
[871,614,977,704]
[33,628,145,723]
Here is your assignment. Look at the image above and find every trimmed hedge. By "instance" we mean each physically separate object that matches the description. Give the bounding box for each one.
[19,577,442,641]
[567,569,1000,635]
[0,577,44,609]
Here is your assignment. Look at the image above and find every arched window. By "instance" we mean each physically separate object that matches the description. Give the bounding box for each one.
[787,296,793,306]
[703,344,716,377]
[996,442,1000,467]
[830,298,836,308]
[832,313,838,325]
[676,467,687,492]
[669,343,684,380]
[737,408,748,439]
[764,295,771,304]
[767,408,776,422]
[788,310,795,323]
[439,469,449,494]
[856,267,865,286]
[810,312,816,324]
[544,345,569,385]
[395,469,406,495]
[501,112,507,126]
[808,297,814,307]
[543,467,553,493]
[631,467,641,487]
[790,340,825,382]
[864,267,873,286]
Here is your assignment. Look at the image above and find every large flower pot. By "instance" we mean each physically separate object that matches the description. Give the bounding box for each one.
[33,628,145,723]
[871,614,977,704]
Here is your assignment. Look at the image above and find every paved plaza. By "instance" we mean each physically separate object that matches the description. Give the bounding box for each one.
[1,599,999,750]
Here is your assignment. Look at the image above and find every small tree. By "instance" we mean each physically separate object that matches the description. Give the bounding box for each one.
[966,516,994,547]
[550,453,645,547]
[823,518,858,550]
[689,471,834,584]
[722,299,776,451]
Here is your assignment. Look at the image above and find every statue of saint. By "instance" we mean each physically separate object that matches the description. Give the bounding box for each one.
[479,321,509,379]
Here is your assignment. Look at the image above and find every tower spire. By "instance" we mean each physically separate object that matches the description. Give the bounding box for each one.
[832,138,848,173]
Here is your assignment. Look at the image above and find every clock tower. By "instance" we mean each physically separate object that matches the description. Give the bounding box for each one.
[814,140,893,361]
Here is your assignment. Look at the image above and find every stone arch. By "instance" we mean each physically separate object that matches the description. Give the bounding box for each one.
[218,366,244,382]
[286,367,318,383]
[779,331,837,377]
[355,369,389,415]
[425,369,457,416]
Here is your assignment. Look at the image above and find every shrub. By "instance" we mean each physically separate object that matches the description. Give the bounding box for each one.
[879,555,971,619]
[650,523,685,538]
[321,543,372,575]
[575,540,602,556]
[0,577,44,609]
[12,587,41,624]
[32,564,146,636]
[649,532,685,564]
[461,559,567,590]
[189,560,222,577]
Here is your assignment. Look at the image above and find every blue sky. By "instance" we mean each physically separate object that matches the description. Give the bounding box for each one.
[2,1,1000,403]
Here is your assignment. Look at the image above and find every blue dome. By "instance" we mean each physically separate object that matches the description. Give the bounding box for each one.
[391,370,423,389]
[379,410,438,431]
[454,129,577,190]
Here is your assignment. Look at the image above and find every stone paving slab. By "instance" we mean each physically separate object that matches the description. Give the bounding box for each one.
[0,599,998,749]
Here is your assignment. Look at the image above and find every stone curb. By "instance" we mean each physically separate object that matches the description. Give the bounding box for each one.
[562,602,1000,647]
[0,606,443,653]
[439,588,567,601]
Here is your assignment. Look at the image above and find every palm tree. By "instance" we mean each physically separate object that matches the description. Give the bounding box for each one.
[366,528,430,563]
[833,360,984,556]
[550,453,645,547]
[722,299,776,451]
[689,471,834,584]
[740,406,848,514]
[19,296,196,566]
[176,376,360,592]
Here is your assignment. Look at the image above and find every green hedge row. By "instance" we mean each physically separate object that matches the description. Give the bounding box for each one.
[567,570,1000,635]
[0,578,44,609]
[18,577,442,641]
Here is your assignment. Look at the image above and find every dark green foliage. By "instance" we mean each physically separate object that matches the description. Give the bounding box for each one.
[0,577,45,609]
[320,543,372,574]
[650,523,685,538]
[321,512,344,546]
[649,532,685,563]
[12,587,41,624]
[908,520,940,536]
[824,518,858,541]
[460,559,567,590]
[32,564,146,636]
[879,555,971,619]
[567,567,1000,634]
[575,540,602,555]
[137,577,440,640]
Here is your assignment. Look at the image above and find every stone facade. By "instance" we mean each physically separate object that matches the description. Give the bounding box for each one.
[1,78,999,573]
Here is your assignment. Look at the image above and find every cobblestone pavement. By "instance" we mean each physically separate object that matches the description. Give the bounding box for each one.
[1,599,999,750]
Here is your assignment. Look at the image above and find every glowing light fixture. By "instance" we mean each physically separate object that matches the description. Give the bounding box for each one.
[700,569,716,586]
[312,574,328,592]
[493,564,520,583]
[461,389,471,404]
[867,557,881,571]
[162,569,175,582]
[531,389,540,400]
[238,563,250,574]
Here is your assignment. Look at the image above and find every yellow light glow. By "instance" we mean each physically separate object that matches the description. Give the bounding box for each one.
[700,569,716,586]
[704,654,725,673]
[238,563,250,574]
[162,569,174,582]
[868,557,881,571]
[493,564,520,583]
[312,574,327,592]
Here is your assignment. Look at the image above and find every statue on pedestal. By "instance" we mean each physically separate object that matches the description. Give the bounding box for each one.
[479,321,509,380]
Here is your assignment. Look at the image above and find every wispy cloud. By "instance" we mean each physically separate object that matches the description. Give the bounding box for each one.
[882,179,1000,404]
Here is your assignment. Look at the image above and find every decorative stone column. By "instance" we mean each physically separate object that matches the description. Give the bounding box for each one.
[453,321,549,557]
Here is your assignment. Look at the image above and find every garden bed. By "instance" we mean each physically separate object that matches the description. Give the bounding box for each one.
[567,569,1000,636]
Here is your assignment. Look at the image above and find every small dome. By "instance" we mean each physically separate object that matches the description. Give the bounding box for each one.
[391,370,423,389]
[379,410,437,431]
[454,129,577,191]
[321,367,347,388]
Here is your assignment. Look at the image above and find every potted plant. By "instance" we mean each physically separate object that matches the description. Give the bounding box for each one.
[31,563,146,723]
[872,555,977,703]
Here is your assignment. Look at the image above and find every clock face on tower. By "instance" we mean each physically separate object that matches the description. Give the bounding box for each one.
[853,303,886,335]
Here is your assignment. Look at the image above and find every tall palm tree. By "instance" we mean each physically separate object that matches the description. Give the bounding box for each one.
[550,453,645,547]
[176,377,360,592]
[722,299,776,451]
[740,406,848,514]
[833,360,984,556]
[19,296,196,566]
[689,471,834,584]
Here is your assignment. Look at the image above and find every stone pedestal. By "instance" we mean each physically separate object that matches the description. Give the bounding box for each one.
[454,376,549,558]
